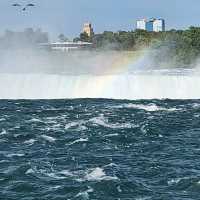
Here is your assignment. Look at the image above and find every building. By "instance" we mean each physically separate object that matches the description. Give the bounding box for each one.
[153,19,165,32]
[136,18,165,32]
[83,22,94,37]
[39,41,93,52]
[146,19,154,32]
[136,19,146,30]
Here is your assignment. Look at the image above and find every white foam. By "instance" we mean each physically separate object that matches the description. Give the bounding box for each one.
[104,163,118,168]
[104,133,119,137]
[117,185,122,193]
[6,153,25,158]
[46,173,66,180]
[41,135,56,142]
[167,178,182,185]
[67,138,88,146]
[0,129,7,135]
[75,187,94,200]
[24,139,36,145]
[58,170,74,177]
[140,125,148,134]
[84,167,118,181]
[114,103,178,112]
[51,185,62,189]
[65,121,87,131]
[89,114,134,129]
[65,121,80,129]
[192,103,200,109]
[25,168,35,175]
[27,118,43,123]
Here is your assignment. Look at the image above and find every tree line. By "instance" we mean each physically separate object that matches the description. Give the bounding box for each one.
[1,26,200,66]
[74,27,200,66]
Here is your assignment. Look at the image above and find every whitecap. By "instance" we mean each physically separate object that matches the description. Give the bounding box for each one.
[46,173,66,180]
[6,153,25,158]
[104,133,119,137]
[104,163,118,168]
[84,167,118,182]
[65,121,80,129]
[24,139,36,145]
[113,103,178,112]
[27,118,43,123]
[51,185,62,189]
[194,114,200,118]
[58,170,74,177]
[0,129,7,135]
[41,135,56,142]
[192,103,200,109]
[65,120,87,131]
[117,185,122,193]
[140,125,147,134]
[75,187,94,200]
[25,168,35,175]
[67,138,88,146]
[167,178,182,185]
[89,114,134,129]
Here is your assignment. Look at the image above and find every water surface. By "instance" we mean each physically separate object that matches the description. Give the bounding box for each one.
[0,99,200,200]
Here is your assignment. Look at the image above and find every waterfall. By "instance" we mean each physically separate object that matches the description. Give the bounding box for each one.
[0,73,200,99]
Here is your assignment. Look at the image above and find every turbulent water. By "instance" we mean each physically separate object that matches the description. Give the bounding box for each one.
[1,99,200,199]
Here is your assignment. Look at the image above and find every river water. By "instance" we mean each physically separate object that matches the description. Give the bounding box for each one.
[1,99,200,199]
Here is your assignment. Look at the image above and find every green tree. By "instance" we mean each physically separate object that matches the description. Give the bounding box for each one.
[80,32,91,42]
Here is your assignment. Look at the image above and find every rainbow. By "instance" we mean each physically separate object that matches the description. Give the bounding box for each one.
[71,50,146,98]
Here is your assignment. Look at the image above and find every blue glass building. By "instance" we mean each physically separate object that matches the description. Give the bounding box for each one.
[146,20,154,32]
[136,18,165,32]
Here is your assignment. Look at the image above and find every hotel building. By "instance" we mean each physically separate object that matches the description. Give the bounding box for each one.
[136,18,165,32]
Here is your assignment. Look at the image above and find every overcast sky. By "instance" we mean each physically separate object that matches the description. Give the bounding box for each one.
[1,0,200,40]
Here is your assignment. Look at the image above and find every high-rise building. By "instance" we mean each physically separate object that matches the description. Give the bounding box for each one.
[136,19,146,30]
[146,20,154,32]
[136,18,165,32]
[83,22,94,37]
[153,19,165,32]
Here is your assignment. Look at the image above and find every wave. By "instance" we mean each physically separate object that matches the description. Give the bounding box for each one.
[112,103,179,112]
[27,118,44,123]
[83,167,118,182]
[65,121,87,131]
[89,114,134,129]
[67,138,88,146]
[75,187,94,199]
[23,139,36,145]
[0,129,7,135]
[25,168,35,175]
[25,167,74,181]
[41,135,56,142]
[1,73,200,99]
[6,153,25,158]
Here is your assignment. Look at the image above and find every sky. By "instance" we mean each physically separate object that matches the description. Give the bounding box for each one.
[0,0,200,40]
